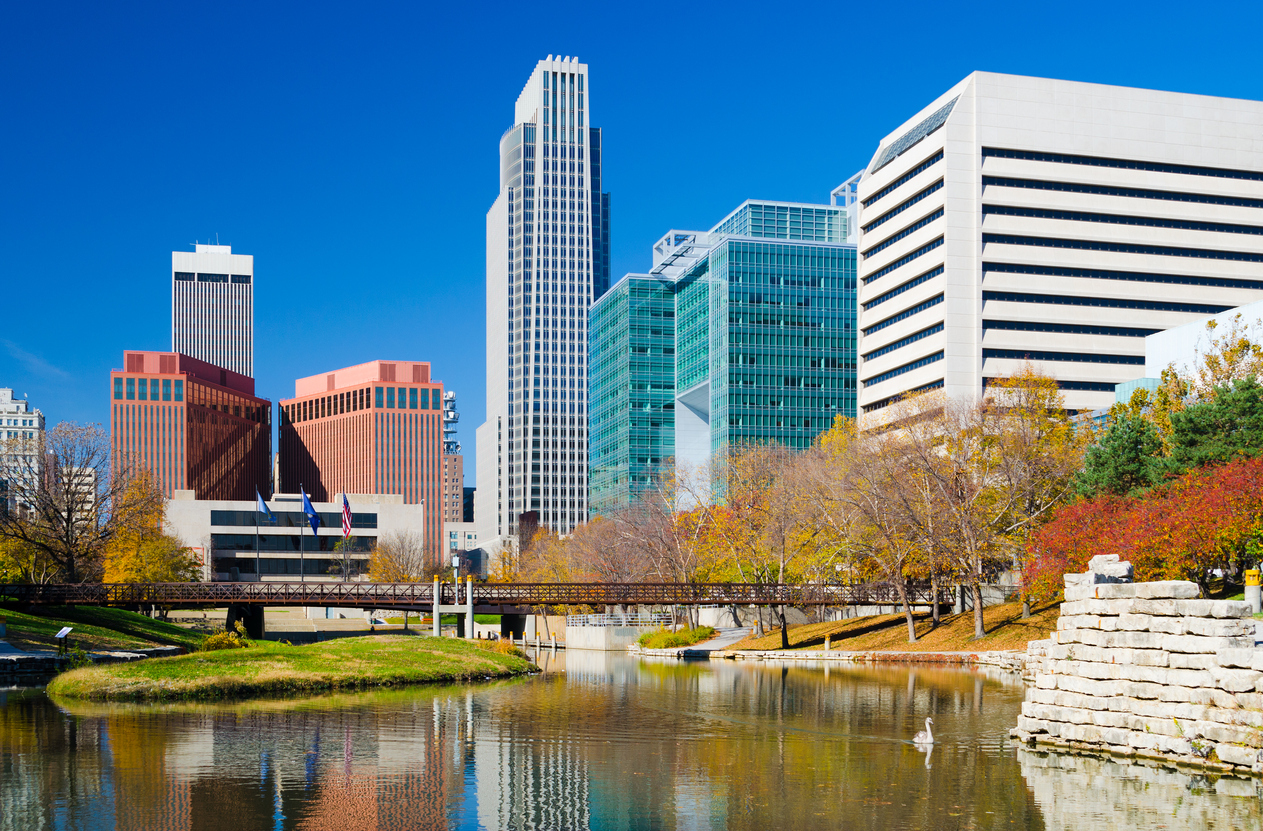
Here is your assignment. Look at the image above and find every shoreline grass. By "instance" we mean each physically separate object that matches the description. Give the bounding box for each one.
[727,600,1060,653]
[46,634,536,702]
[1,605,203,652]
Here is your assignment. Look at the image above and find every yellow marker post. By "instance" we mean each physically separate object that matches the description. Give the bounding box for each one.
[1245,569,1261,614]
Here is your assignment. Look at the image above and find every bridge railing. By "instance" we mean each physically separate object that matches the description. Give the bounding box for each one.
[0,580,953,608]
[566,612,673,628]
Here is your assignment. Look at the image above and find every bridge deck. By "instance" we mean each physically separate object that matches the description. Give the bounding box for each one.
[0,581,948,609]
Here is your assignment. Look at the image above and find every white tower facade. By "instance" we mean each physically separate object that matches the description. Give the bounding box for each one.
[856,73,1263,425]
[476,56,611,545]
[172,244,254,377]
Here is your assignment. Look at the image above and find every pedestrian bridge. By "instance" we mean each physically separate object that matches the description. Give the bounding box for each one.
[0,580,947,609]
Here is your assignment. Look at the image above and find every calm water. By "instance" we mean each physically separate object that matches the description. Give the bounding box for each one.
[2,651,1260,830]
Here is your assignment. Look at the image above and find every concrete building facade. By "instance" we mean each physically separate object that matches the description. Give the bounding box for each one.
[278,360,444,560]
[0,388,46,512]
[166,490,422,581]
[172,244,254,378]
[477,55,611,549]
[110,351,271,500]
[855,73,1263,425]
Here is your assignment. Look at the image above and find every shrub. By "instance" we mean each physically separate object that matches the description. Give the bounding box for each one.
[638,626,715,650]
[200,622,251,652]
[475,637,528,660]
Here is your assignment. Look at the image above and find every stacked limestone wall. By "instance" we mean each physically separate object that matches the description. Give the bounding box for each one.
[1013,555,1263,776]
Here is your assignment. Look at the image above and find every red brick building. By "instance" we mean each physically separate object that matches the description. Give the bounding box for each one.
[279,360,444,560]
[110,351,271,500]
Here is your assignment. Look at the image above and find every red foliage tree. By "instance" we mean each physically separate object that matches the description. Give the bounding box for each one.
[1027,455,1263,598]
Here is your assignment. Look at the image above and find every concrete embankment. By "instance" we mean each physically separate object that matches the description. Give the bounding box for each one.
[1013,555,1263,777]
[0,646,184,683]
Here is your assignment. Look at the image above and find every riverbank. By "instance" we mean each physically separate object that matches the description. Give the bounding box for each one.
[46,634,536,701]
[726,600,1059,653]
[1,605,204,651]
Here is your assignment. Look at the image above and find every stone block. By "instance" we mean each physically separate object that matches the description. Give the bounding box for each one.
[1157,685,1198,703]
[1132,649,1171,668]
[1064,585,1096,602]
[1128,730,1162,750]
[1077,661,1122,681]
[1089,710,1130,729]
[1116,613,1152,631]
[1186,618,1253,638]
[1253,654,1263,673]
[1173,599,1214,617]
[1098,616,1120,632]
[1162,634,1248,654]
[1017,715,1051,734]
[1109,631,1165,650]
[1169,653,1217,670]
[1150,617,1186,635]
[1212,742,1252,767]
[1035,674,1057,689]
[1130,599,1178,616]
[1121,680,1163,700]
[1088,554,1120,570]
[1215,648,1258,669]
[1064,572,1092,588]
[1135,580,1200,599]
[1208,600,1254,619]
[1192,721,1263,747]
[1209,667,1263,692]
[1155,735,1193,756]
[1236,692,1263,709]
[1096,583,1138,599]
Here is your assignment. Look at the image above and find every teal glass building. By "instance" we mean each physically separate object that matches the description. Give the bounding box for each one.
[589,199,857,516]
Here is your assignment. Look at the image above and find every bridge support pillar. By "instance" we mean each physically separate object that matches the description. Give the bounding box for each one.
[226,605,264,640]
[433,577,441,637]
[464,578,474,639]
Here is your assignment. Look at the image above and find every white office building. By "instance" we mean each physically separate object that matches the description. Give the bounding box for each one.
[172,244,254,377]
[855,73,1263,425]
[166,490,424,581]
[0,388,46,511]
[476,56,611,546]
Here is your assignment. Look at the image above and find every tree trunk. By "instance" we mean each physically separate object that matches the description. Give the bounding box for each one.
[972,577,986,639]
[930,571,941,628]
[897,579,917,643]
[755,606,765,637]
[777,605,790,650]
[730,604,742,627]
[1021,597,1031,620]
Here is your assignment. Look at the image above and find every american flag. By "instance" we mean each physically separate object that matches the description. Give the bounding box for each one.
[341,493,352,537]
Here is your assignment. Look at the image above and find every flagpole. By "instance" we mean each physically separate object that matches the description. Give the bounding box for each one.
[300,484,306,584]
[255,501,260,580]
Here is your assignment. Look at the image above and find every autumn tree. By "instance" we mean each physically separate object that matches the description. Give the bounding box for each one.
[369,530,431,581]
[102,474,200,584]
[0,422,162,582]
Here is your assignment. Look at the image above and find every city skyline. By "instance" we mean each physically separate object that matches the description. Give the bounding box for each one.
[6,2,1263,491]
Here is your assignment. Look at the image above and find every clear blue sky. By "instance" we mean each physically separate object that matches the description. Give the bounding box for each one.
[3,1,1261,486]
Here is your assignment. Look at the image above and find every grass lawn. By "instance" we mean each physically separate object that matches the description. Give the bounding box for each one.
[728,600,1060,653]
[380,613,502,625]
[1,606,203,652]
[46,634,536,702]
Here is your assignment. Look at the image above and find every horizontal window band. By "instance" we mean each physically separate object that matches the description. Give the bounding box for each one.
[863,351,944,386]
[863,180,944,233]
[983,377,1118,393]
[982,233,1263,265]
[862,237,944,284]
[862,209,944,258]
[981,176,1263,211]
[982,319,1159,337]
[864,266,944,310]
[983,348,1143,365]
[863,379,944,413]
[862,151,943,208]
[862,323,944,360]
[982,290,1230,315]
[982,261,1263,290]
[983,204,1263,237]
[982,147,1263,183]
[863,294,944,335]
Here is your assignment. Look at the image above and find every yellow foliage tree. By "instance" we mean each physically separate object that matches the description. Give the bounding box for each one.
[102,475,200,583]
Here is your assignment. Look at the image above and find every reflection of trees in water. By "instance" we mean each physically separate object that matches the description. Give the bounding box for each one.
[4,662,1258,831]
[1020,749,1262,831]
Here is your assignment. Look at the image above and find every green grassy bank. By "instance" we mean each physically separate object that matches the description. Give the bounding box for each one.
[46,635,535,702]
[1,606,203,652]
[637,626,716,650]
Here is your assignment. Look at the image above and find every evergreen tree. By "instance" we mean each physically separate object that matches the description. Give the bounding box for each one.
[1167,376,1263,472]
[1076,413,1164,497]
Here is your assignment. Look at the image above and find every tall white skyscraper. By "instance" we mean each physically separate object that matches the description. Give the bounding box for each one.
[172,244,254,377]
[476,56,611,545]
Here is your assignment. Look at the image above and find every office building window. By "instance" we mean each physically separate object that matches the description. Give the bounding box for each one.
[174,380,183,401]
[163,379,172,401]
[126,378,135,400]
[432,392,440,410]
[398,387,406,408]
[114,378,123,400]
[375,387,384,408]
[421,388,429,409]
[386,388,395,408]
[410,388,418,409]
[138,379,147,401]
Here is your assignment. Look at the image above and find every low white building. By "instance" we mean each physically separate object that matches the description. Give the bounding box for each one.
[166,491,425,581]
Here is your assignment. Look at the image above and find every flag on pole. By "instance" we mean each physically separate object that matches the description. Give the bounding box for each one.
[341,493,352,538]
[255,488,274,523]
[300,488,321,535]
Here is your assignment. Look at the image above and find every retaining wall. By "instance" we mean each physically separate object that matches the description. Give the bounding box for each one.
[1013,555,1263,776]
[566,626,654,652]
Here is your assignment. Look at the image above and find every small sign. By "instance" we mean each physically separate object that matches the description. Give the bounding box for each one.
[55,626,73,639]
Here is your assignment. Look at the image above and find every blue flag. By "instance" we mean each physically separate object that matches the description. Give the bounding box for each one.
[300,487,321,535]
[255,488,274,523]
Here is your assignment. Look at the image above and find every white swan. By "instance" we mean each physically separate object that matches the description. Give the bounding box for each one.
[913,717,934,745]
